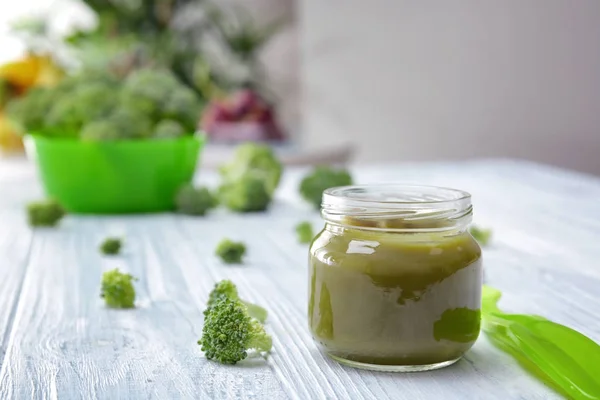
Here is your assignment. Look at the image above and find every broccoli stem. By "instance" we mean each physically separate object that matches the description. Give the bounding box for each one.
[247,319,273,353]
[248,335,272,353]
[243,301,268,324]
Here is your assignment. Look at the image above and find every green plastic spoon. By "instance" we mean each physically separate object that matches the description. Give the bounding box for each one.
[482,286,600,400]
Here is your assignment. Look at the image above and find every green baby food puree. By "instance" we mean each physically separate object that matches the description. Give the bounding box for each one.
[309,222,482,369]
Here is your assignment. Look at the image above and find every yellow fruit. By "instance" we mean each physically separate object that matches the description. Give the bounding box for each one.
[0,54,63,154]
[33,55,64,87]
[0,113,24,154]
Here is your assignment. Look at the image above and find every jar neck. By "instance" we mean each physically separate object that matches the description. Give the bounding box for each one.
[321,184,473,234]
[323,221,470,236]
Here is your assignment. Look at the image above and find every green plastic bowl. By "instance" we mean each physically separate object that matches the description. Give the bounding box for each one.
[25,134,204,214]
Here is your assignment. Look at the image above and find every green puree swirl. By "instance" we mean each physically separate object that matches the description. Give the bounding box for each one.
[309,225,482,366]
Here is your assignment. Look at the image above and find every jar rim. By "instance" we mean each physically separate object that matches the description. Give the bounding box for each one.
[323,184,471,206]
[321,184,473,232]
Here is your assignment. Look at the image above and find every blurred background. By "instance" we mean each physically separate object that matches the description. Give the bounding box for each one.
[1,0,599,174]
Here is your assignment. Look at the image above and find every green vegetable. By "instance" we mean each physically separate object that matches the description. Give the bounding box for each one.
[206,280,268,323]
[215,239,246,264]
[162,88,203,132]
[100,238,122,255]
[100,268,137,308]
[26,199,65,227]
[121,69,202,133]
[5,68,202,140]
[121,69,178,116]
[199,296,272,364]
[219,143,282,196]
[295,221,314,244]
[482,286,600,399]
[175,184,217,216]
[5,87,55,133]
[80,120,120,141]
[219,176,271,212]
[299,166,353,209]
[108,108,153,139]
[6,72,118,136]
[154,120,186,139]
[45,82,116,134]
[470,225,492,246]
[79,107,151,141]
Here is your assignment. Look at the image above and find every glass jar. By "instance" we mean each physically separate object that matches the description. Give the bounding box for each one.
[308,184,482,372]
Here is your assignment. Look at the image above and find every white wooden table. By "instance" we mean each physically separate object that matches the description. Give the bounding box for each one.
[0,158,599,399]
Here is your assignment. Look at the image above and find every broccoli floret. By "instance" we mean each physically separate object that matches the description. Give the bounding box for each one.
[470,225,492,246]
[55,71,119,94]
[299,166,353,209]
[121,69,179,118]
[206,280,268,323]
[215,239,246,264]
[26,199,65,227]
[109,108,152,139]
[124,69,179,96]
[121,69,202,131]
[100,268,137,308]
[119,90,160,119]
[199,296,272,364]
[5,71,121,139]
[162,88,203,132]
[295,221,314,244]
[154,119,186,139]
[81,107,153,141]
[219,176,271,212]
[219,143,282,196]
[100,237,122,255]
[45,82,117,134]
[5,87,55,133]
[175,184,216,215]
[80,120,120,141]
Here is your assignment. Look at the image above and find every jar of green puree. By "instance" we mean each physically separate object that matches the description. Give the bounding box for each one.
[308,184,482,372]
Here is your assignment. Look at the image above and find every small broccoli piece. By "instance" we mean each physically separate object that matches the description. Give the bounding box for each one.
[175,184,216,216]
[100,237,122,255]
[26,199,65,227]
[206,280,268,323]
[295,221,314,244]
[154,119,186,139]
[219,143,282,196]
[100,268,137,308]
[299,166,353,209]
[470,225,493,246]
[215,239,246,264]
[219,176,271,212]
[199,296,272,364]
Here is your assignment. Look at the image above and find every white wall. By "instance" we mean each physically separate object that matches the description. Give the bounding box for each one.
[300,0,600,174]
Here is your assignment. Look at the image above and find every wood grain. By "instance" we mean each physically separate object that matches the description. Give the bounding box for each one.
[0,158,598,399]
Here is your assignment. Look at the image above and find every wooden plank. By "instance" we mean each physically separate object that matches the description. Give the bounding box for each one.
[0,211,32,371]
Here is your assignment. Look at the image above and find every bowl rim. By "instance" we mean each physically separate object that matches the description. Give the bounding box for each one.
[26,131,207,145]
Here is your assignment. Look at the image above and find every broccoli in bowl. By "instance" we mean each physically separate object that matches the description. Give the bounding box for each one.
[6,69,204,141]
[8,69,206,213]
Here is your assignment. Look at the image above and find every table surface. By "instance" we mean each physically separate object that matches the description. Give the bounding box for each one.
[0,158,599,400]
